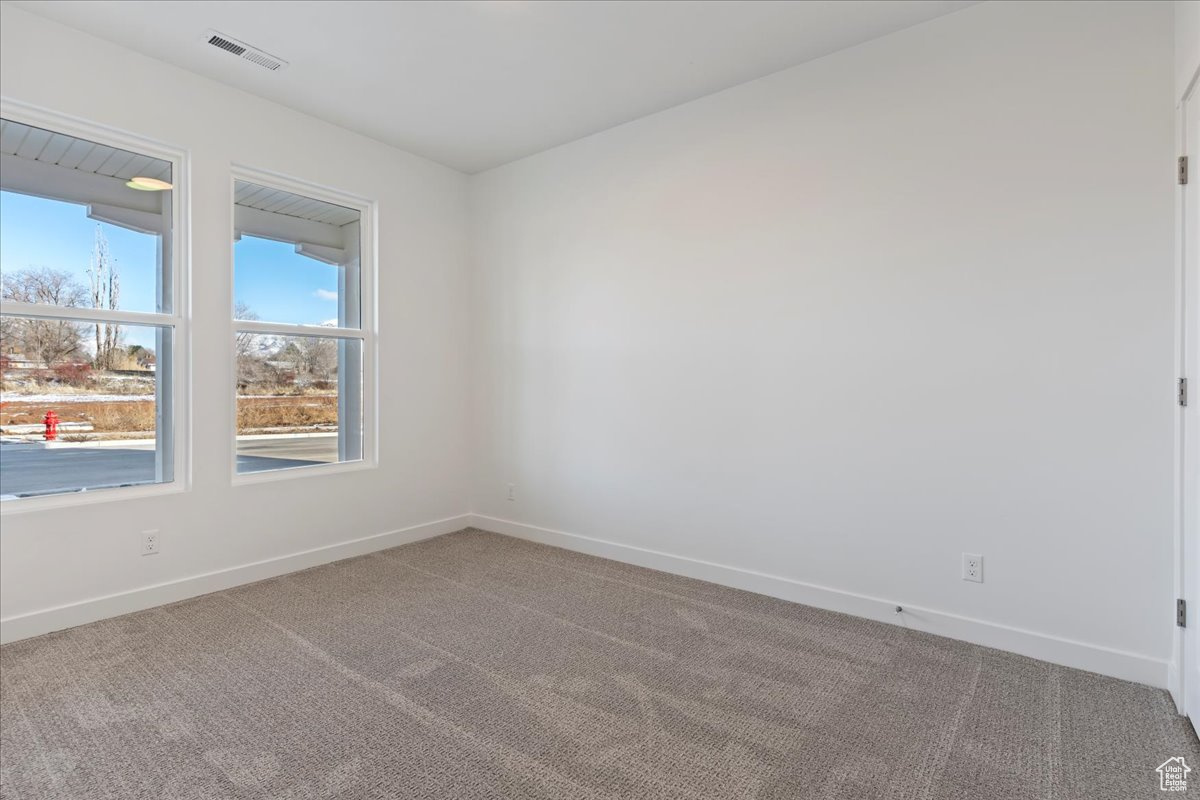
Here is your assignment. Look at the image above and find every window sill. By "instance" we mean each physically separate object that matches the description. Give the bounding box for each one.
[232,457,377,487]
[0,480,188,516]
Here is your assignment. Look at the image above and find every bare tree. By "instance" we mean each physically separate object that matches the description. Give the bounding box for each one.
[234,302,273,388]
[0,267,88,366]
[1,267,88,307]
[88,225,122,369]
[234,301,259,359]
[296,336,337,382]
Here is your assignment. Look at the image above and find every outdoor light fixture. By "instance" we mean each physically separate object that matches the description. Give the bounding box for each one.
[126,176,173,191]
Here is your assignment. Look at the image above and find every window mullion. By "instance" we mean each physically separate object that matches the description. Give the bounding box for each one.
[233,319,364,340]
[0,301,176,328]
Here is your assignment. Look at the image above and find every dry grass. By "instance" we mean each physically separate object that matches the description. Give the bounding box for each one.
[2,394,338,435]
[1,375,154,396]
[90,402,158,433]
[0,400,155,433]
[237,395,337,433]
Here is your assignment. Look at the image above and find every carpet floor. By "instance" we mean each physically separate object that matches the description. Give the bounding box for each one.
[1,529,1196,799]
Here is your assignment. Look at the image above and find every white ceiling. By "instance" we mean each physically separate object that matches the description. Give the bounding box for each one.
[10,0,978,173]
[235,181,358,226]
[0,118,172,181]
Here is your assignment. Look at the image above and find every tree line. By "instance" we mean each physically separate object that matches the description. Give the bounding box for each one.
[235,303,338,390]
[2,224,337,388]
[0,226,130,369]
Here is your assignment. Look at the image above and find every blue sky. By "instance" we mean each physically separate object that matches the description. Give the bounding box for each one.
[0,190,159,312]
[1,190,343,352]
[234,236,341,327]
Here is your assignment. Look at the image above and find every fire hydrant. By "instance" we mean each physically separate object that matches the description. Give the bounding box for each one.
[43,410,60,441]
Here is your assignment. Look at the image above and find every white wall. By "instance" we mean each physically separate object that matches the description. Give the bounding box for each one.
[1178,0,1199,99]
[1,0,1184,690]
[0,4,472,638]
[469,1,1177,685]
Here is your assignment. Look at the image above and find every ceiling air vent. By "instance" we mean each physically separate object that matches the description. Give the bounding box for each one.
[203,30,288,71]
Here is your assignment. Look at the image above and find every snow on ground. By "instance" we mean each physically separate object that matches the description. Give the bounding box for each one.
[1,393,336,403]
[0,393,155,403]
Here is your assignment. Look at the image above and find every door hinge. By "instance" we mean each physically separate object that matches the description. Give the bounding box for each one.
[1179,598,1188,628]
[1182,377,1190,407]
[1182,156,1190,186]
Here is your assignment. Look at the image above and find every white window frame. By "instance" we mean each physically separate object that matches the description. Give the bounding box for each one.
[0,99,190,514]
[229,166,377,485]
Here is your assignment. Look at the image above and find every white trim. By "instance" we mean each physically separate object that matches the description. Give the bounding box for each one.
[228,166,377,486]
[235,204,345,250]
[1170,83,1187,715]
[0,481,187,516]
[0,98,187,173]
[0,300,178,327]
[0,152,164,216]
[0,514,471,644]
[230,163,373,212]
[294,243,346,266]
[468,514,1169,689]
[233,318,364,339]
[1172,70,1200,718]
[0,98,191,512]
[232,456,372,486]
[0,506,1170,687]
[87,203,164,236]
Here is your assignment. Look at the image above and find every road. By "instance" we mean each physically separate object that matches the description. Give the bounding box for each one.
[236,435,339,472]
[0,434,339,497]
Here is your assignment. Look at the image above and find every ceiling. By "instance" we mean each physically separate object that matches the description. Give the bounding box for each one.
[0,118,172,181]
[10,0,978,173]
[0,119,353,227]
[235,181,358,226]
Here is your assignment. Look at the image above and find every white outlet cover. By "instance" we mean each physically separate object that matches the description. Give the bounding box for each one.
[962,553,983,583]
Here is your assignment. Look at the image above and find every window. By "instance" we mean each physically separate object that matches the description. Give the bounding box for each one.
[0,115,183,502]
[232,174,372,477]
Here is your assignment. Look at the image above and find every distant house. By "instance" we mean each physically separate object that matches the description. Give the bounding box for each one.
[0,351,38,370]
[126,345,156,371]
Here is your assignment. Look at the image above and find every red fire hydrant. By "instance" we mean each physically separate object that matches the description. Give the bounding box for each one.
[43,410,60,441]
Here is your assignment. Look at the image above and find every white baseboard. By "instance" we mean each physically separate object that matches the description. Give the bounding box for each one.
[3,511,1170,691]
[0,514,472,645]
[1168,661,1184,712]
[469,514,1169,689]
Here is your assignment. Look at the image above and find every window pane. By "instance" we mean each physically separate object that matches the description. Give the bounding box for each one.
[0,119,173,315]
[235,333,361,474]
[1,317,172,498]
[233,181,360,328]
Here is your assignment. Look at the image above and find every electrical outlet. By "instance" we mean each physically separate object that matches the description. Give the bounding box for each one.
[962,553,983,583]
[506,483,516,502]
[142,530,160,556]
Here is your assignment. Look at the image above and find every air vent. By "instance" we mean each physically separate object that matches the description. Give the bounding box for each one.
[203,30,288,71]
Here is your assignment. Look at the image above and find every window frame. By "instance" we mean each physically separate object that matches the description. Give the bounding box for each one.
[228,165,377,485]
[0,99,191,514]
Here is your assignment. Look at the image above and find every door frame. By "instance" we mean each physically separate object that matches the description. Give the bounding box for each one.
[1175,64,1200,723]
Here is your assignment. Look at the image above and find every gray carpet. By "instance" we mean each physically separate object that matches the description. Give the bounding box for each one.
[1,529,1196,799]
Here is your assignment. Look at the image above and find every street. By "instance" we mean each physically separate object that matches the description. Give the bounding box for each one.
[0,434,339,497]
